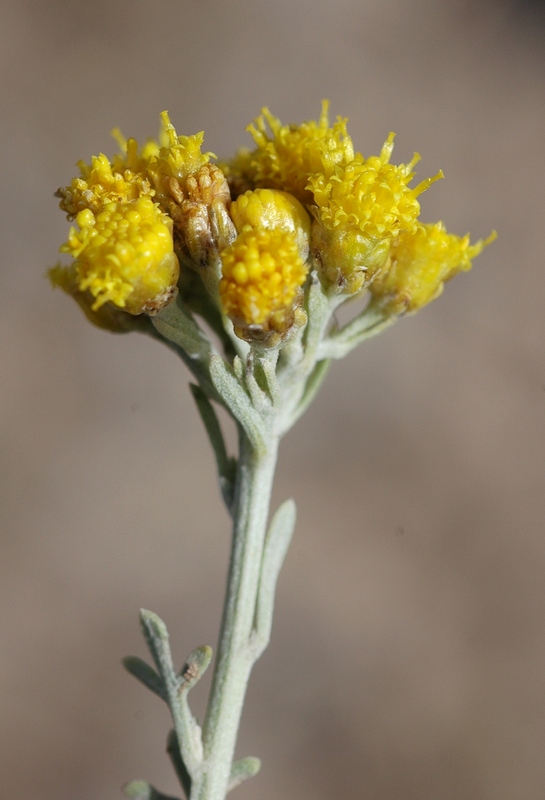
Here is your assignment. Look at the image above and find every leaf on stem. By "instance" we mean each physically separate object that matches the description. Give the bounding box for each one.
[252,498,297,657]
[152,297,212,362]
[209,355,267,453]
[122,655,167,702]
[318,307,395,359]
[123,780,180,800]
[228,756,262,791]
[139,609,173,677]
[190,384,237,511]
[303,270,331,354]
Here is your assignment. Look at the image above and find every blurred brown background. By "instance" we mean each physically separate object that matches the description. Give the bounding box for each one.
[1,1,545,798]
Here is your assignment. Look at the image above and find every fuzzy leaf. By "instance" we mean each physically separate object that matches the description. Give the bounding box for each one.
[209,355,267,452]
[228,757,261,791]
[139,609,171,675]
[190,384,236,510]
[286,358,330,432]
[253,499,296,657]
[152,297,211,362]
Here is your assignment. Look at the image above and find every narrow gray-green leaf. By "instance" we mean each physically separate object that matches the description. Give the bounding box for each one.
[139,609,177,693]
[122,656,167,702]
[285,358,330,433]
[228,757,261,791]
[318,307,395,359]
[209,355,266,452]
[252,499,296,657]
[190,384,236,510]
[152,297,211,361]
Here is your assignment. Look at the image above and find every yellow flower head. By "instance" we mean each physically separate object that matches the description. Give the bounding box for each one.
[369,222,497,314]
[309,133,442,240]
[60,196,179,315]
[230,188,311,260]
[311,223,392,296]
[226,101,354,203]
[146,111,215,205]
[309,134,443,294]
[220,227,308,341]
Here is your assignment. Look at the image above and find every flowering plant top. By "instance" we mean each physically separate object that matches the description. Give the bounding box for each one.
[50,105,495,800]
[52,103,495,348]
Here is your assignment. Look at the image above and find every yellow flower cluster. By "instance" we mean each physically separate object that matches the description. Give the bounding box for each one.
[308,137,443,293]
[223,105,452,296]
[55,113,219,317]
[54,105,494,342]
[219,227,308,340]
[369,223,497,314]
[60,197,179,314]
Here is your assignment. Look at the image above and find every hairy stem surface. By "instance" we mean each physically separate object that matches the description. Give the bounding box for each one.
[190,428,279,800]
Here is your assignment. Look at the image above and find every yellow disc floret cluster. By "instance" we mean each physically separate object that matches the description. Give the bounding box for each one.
[308,135,444,292]
[227,101,354,203]
[309,135,441,241]
[60,197,179,315]
[56,152,155,219]
[219,228,308,338]
[369,223,497,314]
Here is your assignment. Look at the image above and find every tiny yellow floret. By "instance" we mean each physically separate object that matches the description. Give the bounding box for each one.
[60,196,179,315]
[220,228,308,335]
[369,222,497,314]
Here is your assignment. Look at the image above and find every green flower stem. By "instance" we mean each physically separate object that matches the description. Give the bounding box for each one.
[190,427,280,800]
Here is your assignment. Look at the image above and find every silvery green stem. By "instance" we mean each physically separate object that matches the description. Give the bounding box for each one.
[189,428,279,800]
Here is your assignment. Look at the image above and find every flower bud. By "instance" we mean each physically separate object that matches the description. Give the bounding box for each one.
[231,188,311,261]
[146,111,215,207]
[220,227,308,345]
[311,222,391,296]
[168,163,236,266]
